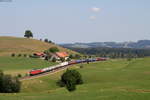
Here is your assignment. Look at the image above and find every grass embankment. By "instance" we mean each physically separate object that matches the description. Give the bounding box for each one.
[1,58,150,100]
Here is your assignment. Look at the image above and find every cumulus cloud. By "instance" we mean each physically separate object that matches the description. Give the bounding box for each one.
[91,7,101,13]
[89,16,97,20]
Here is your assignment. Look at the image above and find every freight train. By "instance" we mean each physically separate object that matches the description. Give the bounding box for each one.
[29,57,107,76]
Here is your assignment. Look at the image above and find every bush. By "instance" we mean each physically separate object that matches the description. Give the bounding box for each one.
[48,40,52,43]
[29,55,40,58]
[17,74,22,78]
[48,47,59,53]
[80,65,84,68]
[74,54,81,59]
[11,53,15,57]
[45,55,51,61]
[23,54,27,57]
[65,76,76,92]
[0,70,21,93]
[44,38,49,43]
[127,58,132,61]
[18,54,22,57]
[66,58,71,61]
[69,54,74,59]
[52,57,56,62]
[58,69,83,92]
[60,57,65,62]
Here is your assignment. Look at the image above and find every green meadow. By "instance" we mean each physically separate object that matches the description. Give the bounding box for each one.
[0,56,57,75]
[0,57,150,100]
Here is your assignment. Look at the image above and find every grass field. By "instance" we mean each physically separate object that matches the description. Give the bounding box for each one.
[0,57,150,100]
[0,56,57,75]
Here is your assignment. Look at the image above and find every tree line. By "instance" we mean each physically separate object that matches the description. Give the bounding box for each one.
[67,47,150,58]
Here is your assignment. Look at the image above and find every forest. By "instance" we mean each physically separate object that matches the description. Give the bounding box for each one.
[67,47,150,58]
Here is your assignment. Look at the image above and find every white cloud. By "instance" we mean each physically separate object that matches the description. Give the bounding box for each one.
[91,7,101,13]
[89,16,97,20]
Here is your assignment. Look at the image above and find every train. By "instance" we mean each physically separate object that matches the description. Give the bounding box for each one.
[29,57,108,76]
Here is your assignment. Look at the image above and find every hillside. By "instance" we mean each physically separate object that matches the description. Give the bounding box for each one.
[0,36,78,56]
[1,58,150,100]
[61,40,150,49]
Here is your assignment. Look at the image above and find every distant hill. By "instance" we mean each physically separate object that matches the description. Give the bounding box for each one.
[61,40,150,49]
[0,36,78,56]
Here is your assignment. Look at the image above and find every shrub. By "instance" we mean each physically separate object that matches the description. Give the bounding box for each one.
[17,74,22,78]
[74,54,81,59]
[58,69,83,92]
[127,58,132,61]
[66,58,71,61]
[18,54,22,57]
[48,47,59,53]
[0,70,21,93]
[60,57,65,62]
[48,40,52,43]
[69,54,74,59]
[11,53,15,57]
[80,65,84,68]
[65,76,76,92]
[23,54,27,57]
[44,39,49,43]
[52,57,56,62]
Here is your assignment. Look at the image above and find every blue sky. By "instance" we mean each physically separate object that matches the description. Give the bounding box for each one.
[0,0,150,43]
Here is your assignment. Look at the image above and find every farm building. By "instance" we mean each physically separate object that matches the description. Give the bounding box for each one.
[51,52,69,60]
[33,52,45,57]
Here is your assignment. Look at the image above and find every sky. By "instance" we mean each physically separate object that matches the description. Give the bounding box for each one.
[0,0,150,43]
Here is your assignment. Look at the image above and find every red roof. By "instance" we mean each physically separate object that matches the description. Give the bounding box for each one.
[55,52,68,58]
[34,52,45,56]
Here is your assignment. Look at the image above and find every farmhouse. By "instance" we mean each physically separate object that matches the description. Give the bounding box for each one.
[51,52,69,60]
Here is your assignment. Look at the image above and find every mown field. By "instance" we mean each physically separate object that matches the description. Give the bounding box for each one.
[0,57,150,100]
[0,56,57,75]
[0,36,78,56]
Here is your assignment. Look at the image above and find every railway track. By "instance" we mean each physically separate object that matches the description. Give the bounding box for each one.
[19,58,107,81]
[19,64,73,81]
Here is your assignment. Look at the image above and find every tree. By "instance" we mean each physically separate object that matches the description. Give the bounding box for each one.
[52,57,56,62]
[44,38,49,43]
[69,54,74,59]
[23,54,27,57]
[18,54,22,57]
[0,70,21,93]
[74,54,81,59]
[11,53,15,57]
[45,55,51,61]
[60,57,65,62]
[48,40,52,43]
[0,70,4,92]
[66,58,71,61]
[58,69,83,92]
[1,75,21,93]
[65,76,76,92]
[24,30,33,38]
[49,47,59,53]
